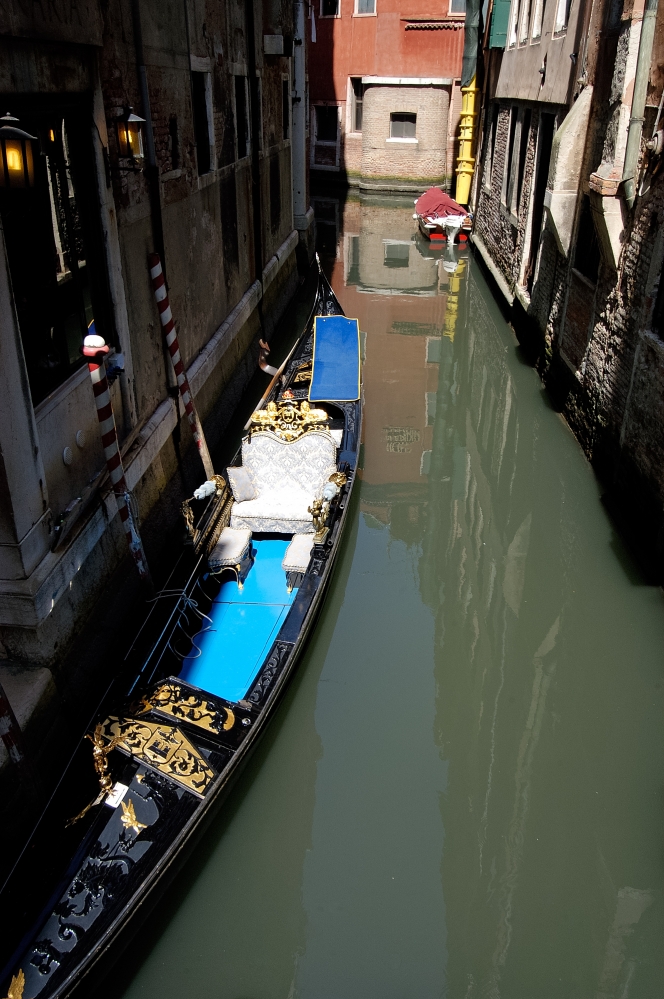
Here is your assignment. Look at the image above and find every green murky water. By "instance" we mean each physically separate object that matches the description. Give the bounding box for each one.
[111,200,664,999]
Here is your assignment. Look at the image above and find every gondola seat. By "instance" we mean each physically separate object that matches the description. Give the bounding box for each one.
[229,429,337,534]
[282,534,314,591]
[208,527,254,587]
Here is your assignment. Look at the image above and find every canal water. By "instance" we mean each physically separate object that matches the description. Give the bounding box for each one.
[110,198,664,998]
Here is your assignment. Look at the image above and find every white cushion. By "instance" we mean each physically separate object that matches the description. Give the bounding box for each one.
[231,488,315,534]
[227,465,256,502]
[282,534,314,573]
[208,527,252,567]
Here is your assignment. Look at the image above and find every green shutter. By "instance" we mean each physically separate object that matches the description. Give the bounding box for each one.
[489,0,511,47]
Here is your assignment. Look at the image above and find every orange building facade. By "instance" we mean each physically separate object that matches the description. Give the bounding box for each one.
[308,0,465,191]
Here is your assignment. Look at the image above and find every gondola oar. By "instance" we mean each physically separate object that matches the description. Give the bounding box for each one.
[244,260,323,430]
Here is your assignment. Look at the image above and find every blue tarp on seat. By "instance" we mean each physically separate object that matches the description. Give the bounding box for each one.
[180,540,296,702]
[309,315,361,402]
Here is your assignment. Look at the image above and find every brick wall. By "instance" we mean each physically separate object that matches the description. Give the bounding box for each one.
[360,84,450,186]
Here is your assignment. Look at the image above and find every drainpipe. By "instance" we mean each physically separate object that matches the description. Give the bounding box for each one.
[622,0,659,209]
[292,0,308,228]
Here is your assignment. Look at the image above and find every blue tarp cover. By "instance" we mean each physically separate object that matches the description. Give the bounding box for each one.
[180,540,296,702]
[309,315,361,402]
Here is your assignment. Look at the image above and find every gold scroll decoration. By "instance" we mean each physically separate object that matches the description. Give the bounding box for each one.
[99,716,215,797]
[249,400,329,442]
[136,682,235,736]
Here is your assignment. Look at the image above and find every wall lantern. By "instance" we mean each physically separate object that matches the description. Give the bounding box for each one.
[0,112,38,189]
[115,106,145,164]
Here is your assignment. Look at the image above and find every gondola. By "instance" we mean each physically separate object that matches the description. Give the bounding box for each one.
[0,260,362,999]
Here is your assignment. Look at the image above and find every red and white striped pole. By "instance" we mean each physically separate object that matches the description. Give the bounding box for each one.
[148,253,215,481]
[81,334,152,586]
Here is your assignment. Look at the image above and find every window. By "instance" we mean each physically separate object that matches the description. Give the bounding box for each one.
[168,115,180,170]
[502,106,518,207]
[315,105,338,142]
[390,112,416,139]
[508,0,519,45]
[235,75,250,159]
[321,0,339,14]
[383,241,410,268]
[282,79,290,140]
[426,337,442,363]
[350,78,364,132]
[0,115,112,404]
[449,0,466,12]
[313,105,340,167]
[573,196,600,285]
[515,109,531,211]
[519,0,532,41]
[346,234,361,284]
[426,392,437,426]
[554,0,572,32]
[484,104,499,188]
[356,0,376,12]
[191,71,213,175]
[531,0,545,37]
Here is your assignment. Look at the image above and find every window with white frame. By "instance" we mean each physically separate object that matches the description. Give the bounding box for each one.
[507,0,519,46]
[355,0,376,13]
[390,112,416,139]
[531,0,544,37]
[321,0,340,15]
[518,0,532,42]
[449,0,465,12]
[554,0,572,31]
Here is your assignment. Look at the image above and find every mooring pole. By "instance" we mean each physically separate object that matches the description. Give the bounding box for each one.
[81,334,152,587]
[148,253,215,480]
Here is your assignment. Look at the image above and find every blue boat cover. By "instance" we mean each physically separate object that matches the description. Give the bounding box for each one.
[180,540,296,702]
[309,315,361,402]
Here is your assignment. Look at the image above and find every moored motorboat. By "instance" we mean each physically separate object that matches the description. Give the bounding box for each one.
[413,187,473,244]
[0,261,362,999]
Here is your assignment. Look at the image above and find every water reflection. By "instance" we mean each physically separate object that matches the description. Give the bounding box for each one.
[111,195,664,999]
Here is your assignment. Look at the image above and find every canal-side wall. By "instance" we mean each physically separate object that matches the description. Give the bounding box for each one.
[472,0,664,581]
[0,0,313,668]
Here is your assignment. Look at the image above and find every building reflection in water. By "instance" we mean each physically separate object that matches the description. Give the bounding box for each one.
[321,194,664,998]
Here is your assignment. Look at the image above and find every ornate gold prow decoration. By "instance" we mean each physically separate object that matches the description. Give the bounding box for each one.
[3,969,25,999]
[66,724,121,826]
[120,798,147,837]
[249,399,330,441]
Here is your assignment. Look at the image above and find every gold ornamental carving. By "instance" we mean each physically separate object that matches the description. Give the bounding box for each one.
[120,798,148,837]
[99,716,215,797]
[136,682,236,736]
[249,400,329,441]
[3,970,24,999]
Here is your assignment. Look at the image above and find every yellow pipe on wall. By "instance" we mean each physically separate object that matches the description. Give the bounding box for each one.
[454,75,479,206]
